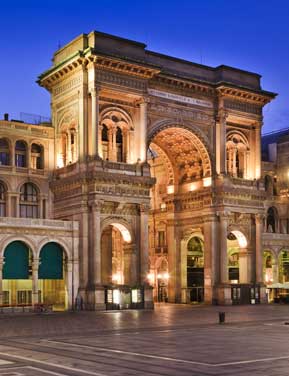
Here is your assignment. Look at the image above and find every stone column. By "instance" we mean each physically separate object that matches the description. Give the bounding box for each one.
[216,98,227,175]
[139,98,148,162]
[203,216,218,303]
[66,260,73,309]
[27,143,31,169]
[66,131,72,163]
[101,227,112,285]
[219,212,229,284]
[232,148,237,176]
[129,129,134,163]
[91,202,102,286]
[239,248,252,284]
[140,204,150,284]
[16,194,20,218]
[167,222,181,303]
[32,259,39,305]
[10,140,15,168]
[0,258,3,306]
[89,201,105,310]
[90,87,99,157]
[272,257,278,284]
[255,122,262,179]
[78,73,88,162]
[123,243,137,286]
[98,125,103,159]
[255,214,264,283]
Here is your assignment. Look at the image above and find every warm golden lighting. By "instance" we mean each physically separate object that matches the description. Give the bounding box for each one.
[231,230,247,248]
[56,153,64,168]
[112,223,131,243]
[189,183,197,191]
[112,272,122,284]
[203,177,212,187]
[147,272,155,284]
[157,272,169,280]
[167,185,174,194]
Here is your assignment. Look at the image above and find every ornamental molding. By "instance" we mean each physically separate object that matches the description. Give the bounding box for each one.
[53,75,83,97]
[217,86,274,106]
[95,69,147,91]
[152,74,215,97]
[224,99,262,115]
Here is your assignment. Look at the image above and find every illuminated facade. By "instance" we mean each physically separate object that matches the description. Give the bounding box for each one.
[0,30,281,309]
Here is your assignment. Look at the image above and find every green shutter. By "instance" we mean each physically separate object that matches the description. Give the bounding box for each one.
[39,242,63,279]
[3,241,29,279]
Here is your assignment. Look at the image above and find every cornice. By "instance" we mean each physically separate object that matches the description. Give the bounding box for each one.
[216,85,276,106]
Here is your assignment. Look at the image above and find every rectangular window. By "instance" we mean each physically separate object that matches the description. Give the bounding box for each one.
[0,152,9,165]
[0,203,5,217]
[16,154,26,167]
[3,291,9,305]
[17,290,32,305]
[158,231,165,247]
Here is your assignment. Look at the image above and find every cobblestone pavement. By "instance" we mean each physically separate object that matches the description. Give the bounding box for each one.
[0,304,289,375]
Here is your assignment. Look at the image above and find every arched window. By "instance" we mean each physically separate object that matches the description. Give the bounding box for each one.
[100,109,131,163]
[0,182,6,216]
[15,141,27,167]
[116,127,123,162]
[267,207,278,233]
[101,124,109,160]
[31,143,43,169]
[0,138,10,166]
[20,183,39,218]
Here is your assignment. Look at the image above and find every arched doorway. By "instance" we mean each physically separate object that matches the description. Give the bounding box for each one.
[187,236,204,303]
[38,242,68,310]
[101,222,141,309]
[101,223,134,286]
[2,241,33,306]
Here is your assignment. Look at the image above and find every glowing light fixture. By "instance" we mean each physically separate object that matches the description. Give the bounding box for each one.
[189,183,197,191]
[113,289,120,304]
[203,177,212,187]
[56,153,64,168]
[112,272,122,284]
[167,185,174,194]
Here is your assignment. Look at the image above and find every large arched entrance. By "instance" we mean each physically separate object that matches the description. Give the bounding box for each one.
[38,242,68,310]
[101,222,143,309]
[2,241,33,306]
[147,125,212,303]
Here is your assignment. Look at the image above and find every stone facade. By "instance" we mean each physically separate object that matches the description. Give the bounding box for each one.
[0,30,283,309]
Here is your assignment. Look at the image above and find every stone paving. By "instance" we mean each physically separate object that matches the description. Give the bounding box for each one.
[0,304,289,375]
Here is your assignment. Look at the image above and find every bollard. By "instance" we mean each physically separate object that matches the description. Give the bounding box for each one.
[219,311,225,324]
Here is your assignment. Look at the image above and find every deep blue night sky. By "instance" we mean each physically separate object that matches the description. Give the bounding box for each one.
[1,0,288,133]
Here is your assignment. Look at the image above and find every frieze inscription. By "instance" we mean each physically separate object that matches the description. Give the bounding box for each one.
[148,103,211,123]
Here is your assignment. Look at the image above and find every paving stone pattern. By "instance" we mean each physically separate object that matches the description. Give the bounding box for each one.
[0,304,288,375]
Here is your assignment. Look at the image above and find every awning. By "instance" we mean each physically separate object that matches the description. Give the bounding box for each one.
[3,241,29,279]
[39,242,63,279]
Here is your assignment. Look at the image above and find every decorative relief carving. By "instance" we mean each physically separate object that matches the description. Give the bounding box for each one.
[148,103,211,123]
[53,76,82,96]
[224,99,262,115]
[96,70,146,91]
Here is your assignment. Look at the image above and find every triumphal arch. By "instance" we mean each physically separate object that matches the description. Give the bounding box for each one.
[38,31,276,308]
